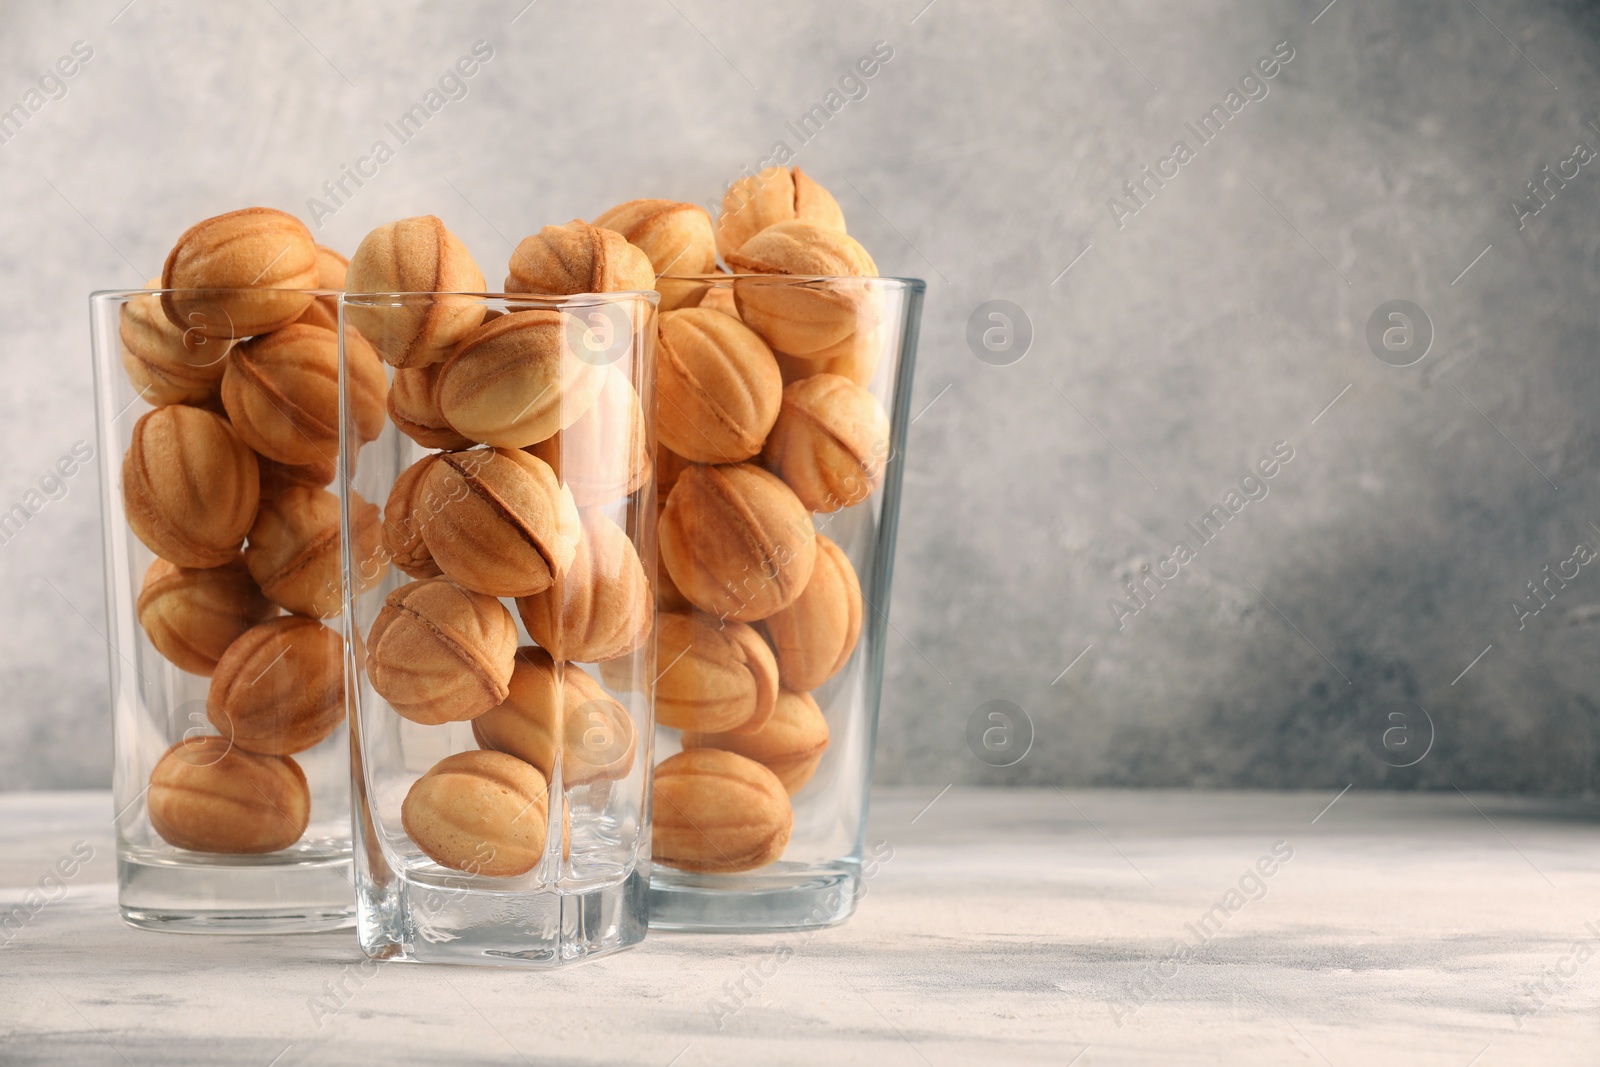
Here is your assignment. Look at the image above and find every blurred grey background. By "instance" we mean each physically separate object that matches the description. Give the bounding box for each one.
[2,0,1596,794]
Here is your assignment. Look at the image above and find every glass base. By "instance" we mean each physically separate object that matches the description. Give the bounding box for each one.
[648,863,860,932]
[357,867,649,967]
[118,849,355,934]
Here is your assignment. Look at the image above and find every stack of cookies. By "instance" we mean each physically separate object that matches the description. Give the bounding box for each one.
[605,169,889,875]
[125,165,890,879]
[123,208,385,854]
[348,217,654,877]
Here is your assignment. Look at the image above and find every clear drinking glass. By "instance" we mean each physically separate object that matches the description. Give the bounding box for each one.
[90,286,357,933]
[645,274,923,931]
[340,291,658,966]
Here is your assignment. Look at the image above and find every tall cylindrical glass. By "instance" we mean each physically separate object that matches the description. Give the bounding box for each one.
[645,274,923,931]
[90,286,357,933]
[340,291,657,966]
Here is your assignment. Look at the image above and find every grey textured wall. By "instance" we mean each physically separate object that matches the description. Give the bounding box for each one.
[2,0,1596,793]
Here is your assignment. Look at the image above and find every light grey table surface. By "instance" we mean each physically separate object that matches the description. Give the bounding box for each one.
[2,787,1597,1066]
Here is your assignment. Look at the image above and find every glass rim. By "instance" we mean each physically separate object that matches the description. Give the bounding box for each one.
[90,287,342,303]
[659,273,925,290]
[338,289,662,309]
[89,288,664,308]
[90,279,926,304]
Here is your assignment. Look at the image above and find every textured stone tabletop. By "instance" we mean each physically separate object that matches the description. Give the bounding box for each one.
[3,788,1598,1065]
